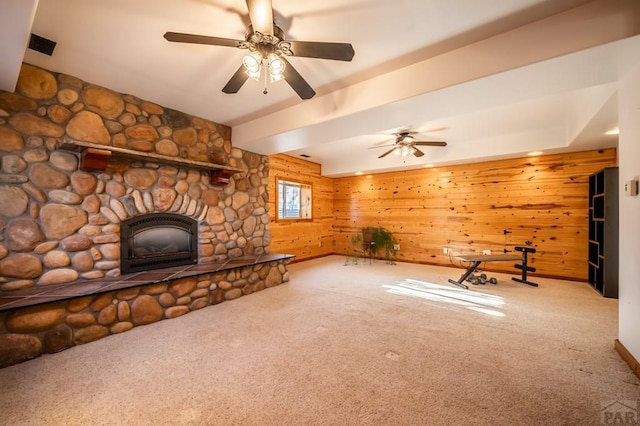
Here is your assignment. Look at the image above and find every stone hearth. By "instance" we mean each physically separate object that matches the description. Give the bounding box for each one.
[0,254,292,368]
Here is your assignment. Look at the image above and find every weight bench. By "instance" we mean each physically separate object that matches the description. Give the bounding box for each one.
[448,246,539,289]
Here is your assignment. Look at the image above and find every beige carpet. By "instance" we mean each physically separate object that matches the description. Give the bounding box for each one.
[1,255,638,425]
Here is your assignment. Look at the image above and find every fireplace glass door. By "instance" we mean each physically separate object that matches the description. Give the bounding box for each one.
[121,213,198,274]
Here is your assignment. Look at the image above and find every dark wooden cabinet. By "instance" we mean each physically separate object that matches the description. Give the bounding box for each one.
[588,167,619,298]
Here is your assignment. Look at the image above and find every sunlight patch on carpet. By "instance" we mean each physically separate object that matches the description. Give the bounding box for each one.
[383,278,506,317]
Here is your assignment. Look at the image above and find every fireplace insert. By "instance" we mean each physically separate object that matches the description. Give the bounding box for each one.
[120,213,198,274]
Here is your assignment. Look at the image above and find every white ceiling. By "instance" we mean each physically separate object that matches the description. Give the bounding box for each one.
[4,0,640,177]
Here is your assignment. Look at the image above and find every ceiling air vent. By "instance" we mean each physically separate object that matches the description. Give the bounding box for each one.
[28,34,57,56]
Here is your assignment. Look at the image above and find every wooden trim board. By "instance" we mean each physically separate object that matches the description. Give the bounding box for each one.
[615,339,640,379]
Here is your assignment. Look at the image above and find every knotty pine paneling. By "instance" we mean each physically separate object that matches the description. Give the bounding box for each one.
[268,154,334,261]
[333,149,616,280]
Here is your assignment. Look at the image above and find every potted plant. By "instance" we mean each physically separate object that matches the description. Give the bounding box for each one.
[361,226,398,264]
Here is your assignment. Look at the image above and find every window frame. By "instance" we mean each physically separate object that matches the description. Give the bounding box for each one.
[276,177,313,222]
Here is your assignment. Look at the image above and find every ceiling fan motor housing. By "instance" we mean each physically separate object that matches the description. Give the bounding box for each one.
[243,25,290,56]
[245,24,285,42]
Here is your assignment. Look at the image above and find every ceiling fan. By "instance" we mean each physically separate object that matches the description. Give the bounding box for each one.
[163,0,355,100]
[372,131,447,159]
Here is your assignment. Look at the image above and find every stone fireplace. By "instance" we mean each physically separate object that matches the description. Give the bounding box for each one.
[0,63,272,287]
[0,63,292,368]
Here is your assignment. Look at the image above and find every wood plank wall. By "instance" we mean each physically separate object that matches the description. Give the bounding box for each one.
[332,149,617,280]
[268,154,334,261]
[268,149,616,279]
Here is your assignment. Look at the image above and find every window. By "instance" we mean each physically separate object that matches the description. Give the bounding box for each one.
[277,178,312,220]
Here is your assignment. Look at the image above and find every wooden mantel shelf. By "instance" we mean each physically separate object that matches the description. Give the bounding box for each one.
[59,138,243,172]
[59,138,242,184]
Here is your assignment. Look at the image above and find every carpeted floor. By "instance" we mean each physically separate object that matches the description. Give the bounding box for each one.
[0,255,638,425]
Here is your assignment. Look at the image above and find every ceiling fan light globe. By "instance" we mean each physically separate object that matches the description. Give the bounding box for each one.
[246,69,261,80]
[268,53,286,83]
[268,54,285,72]
[243,52,262,71]
[270,72,285,83]
[243,52,263,81]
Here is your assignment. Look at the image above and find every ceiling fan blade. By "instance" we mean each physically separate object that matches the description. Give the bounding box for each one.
[378,147,397,159]
[163,32,243,48]
[281,57,316,100]
[368,144,395,149]
[222,65,250,94]
[367,137,395,148]
[413,141,447,147]
[412,147,425,157]
[288,40,355,61]
[246,0,273,35]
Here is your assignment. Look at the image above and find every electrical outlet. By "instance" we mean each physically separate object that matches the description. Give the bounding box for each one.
[393,244,400,251]
[319,241,323,247]
[482,249,491,255]
[443,247,450,254]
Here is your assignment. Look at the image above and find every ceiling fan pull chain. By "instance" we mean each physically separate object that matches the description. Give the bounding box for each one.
[263,66,268,94]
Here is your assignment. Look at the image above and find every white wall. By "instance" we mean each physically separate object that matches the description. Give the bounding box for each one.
[618,63,640,360]
[0,0,38,92]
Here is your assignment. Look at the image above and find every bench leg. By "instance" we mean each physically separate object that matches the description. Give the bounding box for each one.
[448,261,482,289]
